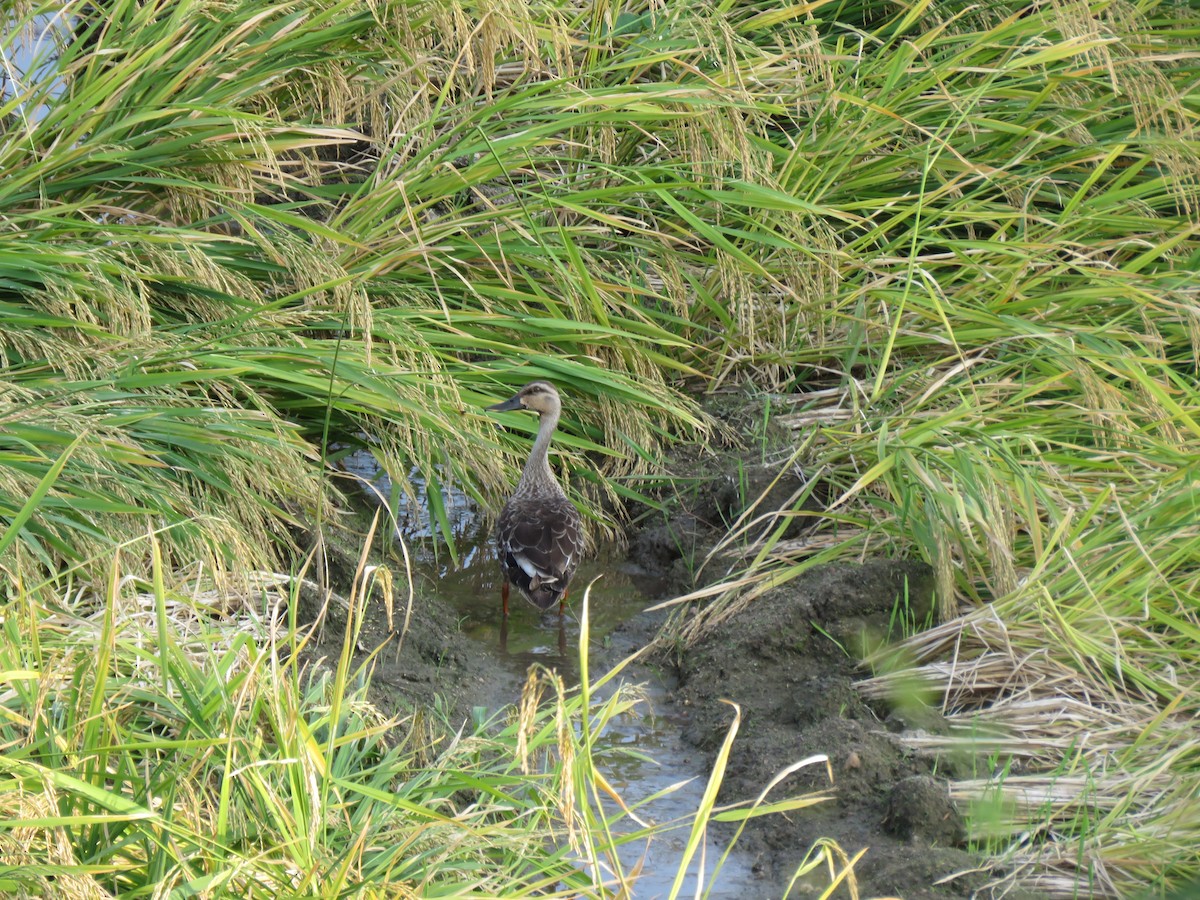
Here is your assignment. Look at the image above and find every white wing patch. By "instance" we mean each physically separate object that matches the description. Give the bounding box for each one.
[514,552,566,590]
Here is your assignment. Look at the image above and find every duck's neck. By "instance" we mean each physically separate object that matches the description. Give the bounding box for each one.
[517,408,562,497]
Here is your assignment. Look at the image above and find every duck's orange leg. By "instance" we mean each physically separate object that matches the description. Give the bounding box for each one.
[502,580,510,617]
[559,589,567,615]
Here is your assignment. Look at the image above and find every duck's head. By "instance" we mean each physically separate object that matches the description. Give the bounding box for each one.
[486,381,562,416]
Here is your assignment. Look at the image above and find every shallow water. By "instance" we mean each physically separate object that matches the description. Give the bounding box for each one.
[431,544,762,899]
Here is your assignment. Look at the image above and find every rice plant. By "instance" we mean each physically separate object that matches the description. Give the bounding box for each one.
[3,0,1199,895]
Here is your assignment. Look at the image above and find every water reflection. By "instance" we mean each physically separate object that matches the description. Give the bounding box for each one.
[432,533,666,673]
[339,446,480,548]
[497,614,568,659]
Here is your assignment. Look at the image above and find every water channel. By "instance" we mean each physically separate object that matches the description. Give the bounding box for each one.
[436,544,761,899]
[343,453,766,898]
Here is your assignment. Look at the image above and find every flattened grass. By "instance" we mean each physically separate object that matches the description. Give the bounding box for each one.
[3,0,730,584]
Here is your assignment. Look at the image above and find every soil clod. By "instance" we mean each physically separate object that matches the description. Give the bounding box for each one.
[668,559,995,898]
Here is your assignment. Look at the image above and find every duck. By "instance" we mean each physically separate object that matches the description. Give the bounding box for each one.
[486,381,584,616]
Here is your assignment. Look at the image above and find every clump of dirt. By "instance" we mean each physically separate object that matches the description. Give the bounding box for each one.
[666,560,988,899]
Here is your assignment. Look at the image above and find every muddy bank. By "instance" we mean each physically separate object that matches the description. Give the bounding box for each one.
[656,559,990,899]
[301,549,1006,898]
[612,393,1043,899]
[616,408,1024,898]
[295,529,501,723]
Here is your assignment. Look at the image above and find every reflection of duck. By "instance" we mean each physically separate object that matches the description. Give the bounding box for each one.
[498,614,569,658]
[486,381,583,617]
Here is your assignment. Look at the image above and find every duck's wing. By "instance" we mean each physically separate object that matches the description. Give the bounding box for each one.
[497,497,583,608]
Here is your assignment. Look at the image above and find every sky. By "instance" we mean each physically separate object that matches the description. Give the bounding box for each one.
[2,10,71,121]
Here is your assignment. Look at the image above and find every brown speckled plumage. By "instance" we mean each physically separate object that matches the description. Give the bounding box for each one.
[486,381,583,614]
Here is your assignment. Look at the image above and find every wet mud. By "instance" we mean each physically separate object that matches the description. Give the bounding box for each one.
[658,560,989,899]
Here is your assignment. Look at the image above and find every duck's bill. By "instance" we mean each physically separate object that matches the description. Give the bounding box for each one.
[486,395,524,412]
